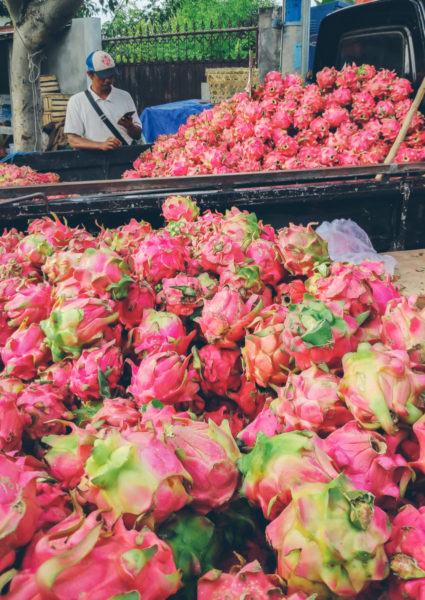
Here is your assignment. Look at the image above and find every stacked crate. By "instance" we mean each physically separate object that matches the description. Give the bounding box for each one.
[40,75,71,126]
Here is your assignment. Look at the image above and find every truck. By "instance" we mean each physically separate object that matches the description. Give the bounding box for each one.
[1,0,425,253]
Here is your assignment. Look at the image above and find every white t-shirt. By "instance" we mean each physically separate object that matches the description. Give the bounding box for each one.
[64,86,142,145]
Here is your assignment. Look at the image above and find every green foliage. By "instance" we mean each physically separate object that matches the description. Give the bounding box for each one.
[102,0,271,63]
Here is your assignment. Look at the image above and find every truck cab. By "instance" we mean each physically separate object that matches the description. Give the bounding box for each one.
[313,0,425,90]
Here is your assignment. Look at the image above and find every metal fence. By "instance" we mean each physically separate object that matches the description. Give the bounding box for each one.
[102,20,258,64]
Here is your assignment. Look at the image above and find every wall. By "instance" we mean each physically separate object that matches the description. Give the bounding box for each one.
[42,18,102,94]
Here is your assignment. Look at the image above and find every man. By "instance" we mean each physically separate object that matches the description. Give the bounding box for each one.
[64,50,142,151]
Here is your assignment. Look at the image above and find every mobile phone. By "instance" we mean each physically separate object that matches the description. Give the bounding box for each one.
[122,110,135,119]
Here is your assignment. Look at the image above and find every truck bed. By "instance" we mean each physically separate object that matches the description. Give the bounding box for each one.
[1,162,425,252]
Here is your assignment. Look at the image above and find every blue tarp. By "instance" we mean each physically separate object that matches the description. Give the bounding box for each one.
[0,151,38,163]
[141,99,214,144]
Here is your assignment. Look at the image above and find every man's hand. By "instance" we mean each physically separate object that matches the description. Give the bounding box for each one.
[117,113,134,129]
[117,114,142,140]
[100,136,122,151]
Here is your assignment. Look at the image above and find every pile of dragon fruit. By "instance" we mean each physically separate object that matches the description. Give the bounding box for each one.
[123,64,425,178]
[1,195,425,600]
[0,163,59,187]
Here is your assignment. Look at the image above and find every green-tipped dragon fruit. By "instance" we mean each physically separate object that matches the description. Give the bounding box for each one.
[80,428,192,527]
[282,294,360,370]
[40,296,119,361]
[162,194,200,222]
[339,342,425,435]
[266,475,391,598]
[381,294,425,363]
[242,321,291,388]
[73,246,134,300]
[239,430,339,520]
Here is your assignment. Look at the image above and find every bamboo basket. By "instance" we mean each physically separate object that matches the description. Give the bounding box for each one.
[42,93,71,126]
[205,67,260,104]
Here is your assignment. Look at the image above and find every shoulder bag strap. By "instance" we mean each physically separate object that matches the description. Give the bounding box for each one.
[84,90,129,146]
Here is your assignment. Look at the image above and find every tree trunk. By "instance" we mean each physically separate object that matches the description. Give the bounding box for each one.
[5,0,84,151]
[10,30,43,151]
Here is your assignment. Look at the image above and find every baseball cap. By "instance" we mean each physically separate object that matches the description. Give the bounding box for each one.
[86,50,118,78]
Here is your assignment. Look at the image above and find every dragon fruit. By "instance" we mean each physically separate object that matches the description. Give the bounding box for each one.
[17,382,73,439]
[242,322,291,388]
[192,344,242,398]
[89,397,141,430]
[130,308,196,357]
[128,351,200,407]
[156,273,203,316]
[0,392,30,451]
[4,505,181,600]
[381,294,425,363]
[239,430,339,520]
[321,421,412,505]
[237,400,284,447]
[197,559,285,600]
[133,231,188,283]
[81,428,192,526]
[160,416,240,513]
[227,375,268,419]
[114,280,155,329]
[27,215,73,248]
[266,475,391,598]
[162,194,200,222]
[69,341,124,402]
[34,481,72,531]
[40,296,119,361]
[282,295,359,370]
[385,504,425,600]
[219,263,266,298]
[4,281,52,327]
[272,365,352,435]
[42,423,97,488]
[339,342,425,434]
[245,237,286,287]
[73,246,133,300]
[196,231,246,275]
[276,223,329,277]
[196,287,262,348]
[16,233,54,267]
[1,322,51,379]
[0,453,42,573]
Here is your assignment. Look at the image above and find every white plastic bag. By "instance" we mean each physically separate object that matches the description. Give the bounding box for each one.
[316,218,397,275]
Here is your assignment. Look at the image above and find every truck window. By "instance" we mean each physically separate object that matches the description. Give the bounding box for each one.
[336,28,413,78]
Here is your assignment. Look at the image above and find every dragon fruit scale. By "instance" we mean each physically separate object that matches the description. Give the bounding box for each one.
[381,294,425,363]
[1,322,51,380]
[276,222,329,277]
[266,475,391,598]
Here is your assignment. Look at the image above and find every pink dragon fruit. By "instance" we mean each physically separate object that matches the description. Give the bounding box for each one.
[17,382,73,439]
[237,400,283,447]
[242,322,291,388]
[40,296,119,361]
[113,279,155,329]
[316,66,338,90]
[133,231,188,283]
[156,273,204,316]
[81,428,192,526]
[1,322,51,379]
[42,249,83,285]
[89,397,141,430]
[219,263,266,298]
[27,215,73,248]
[0,391,30,451]
[0,453,42,573]
[196,286,262,348]
[16,233,54,267]
[4,507,181,600]
[69,341,124,402]
[192,344,242,397]
[321,420,412,505]
[162,194,200,222]
[130,308,196,357]
[4,281,52,327]
[339,342,425,434]
[73,246,133,300]
[381,294,425,363]
[276,279,307,305]
[227,374,268,418]
[34,481,72,531]
[100,218,152,261]
[197,559,285,600]
[282,295,359,370]
[385,504,425,600]
[161,416,240,513]
[37,360,73,400]
[42,423,97,488]
[239,430,339,521]
[276,223,329,277]
[322,106,349,128]
[196,233,246,276]
[128,351,200,407]
[271,365,352,435]
[266,475,391,598]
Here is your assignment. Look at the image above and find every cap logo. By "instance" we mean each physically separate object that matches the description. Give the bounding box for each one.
[101,54,112,66]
